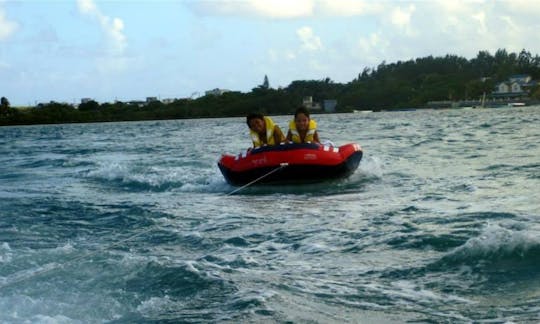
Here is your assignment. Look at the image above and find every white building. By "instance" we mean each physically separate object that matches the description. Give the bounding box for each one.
[205,88,229,96]
[302,96,321,110]
[492,74,536,98]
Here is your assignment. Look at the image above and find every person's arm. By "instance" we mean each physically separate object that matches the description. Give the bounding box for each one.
[285,130,292,142]
[274,125,286,144]
[313,130,320,144]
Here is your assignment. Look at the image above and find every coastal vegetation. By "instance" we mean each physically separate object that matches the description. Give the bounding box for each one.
[2,49,540,126]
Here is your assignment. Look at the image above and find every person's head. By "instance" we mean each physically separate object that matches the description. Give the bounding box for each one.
[246,113,266,133]
[294,107,311,131]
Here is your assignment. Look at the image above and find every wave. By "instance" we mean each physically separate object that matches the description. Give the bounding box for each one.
[433,211,517,225]
[120,259,274,322]
[358,155,384,179]
[84,161,227,193]
[430,221,540,275]
[387,233,468,252]
[381,218,540,280]
[0,242,12,263]
[125,260,230,296]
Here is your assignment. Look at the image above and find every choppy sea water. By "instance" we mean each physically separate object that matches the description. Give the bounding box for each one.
[1,107,539,323]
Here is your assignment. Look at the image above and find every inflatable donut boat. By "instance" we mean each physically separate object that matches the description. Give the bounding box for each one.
[218,143,362,186]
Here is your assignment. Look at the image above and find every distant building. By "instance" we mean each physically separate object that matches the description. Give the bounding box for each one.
[205,88,229,96]
[302,96,321,110]
[146,97,159,103]
[81,98,93,104]
[303,96,313,107]
[492,74,536,99]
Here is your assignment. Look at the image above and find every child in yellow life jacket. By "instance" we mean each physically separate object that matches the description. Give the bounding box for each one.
[246,113,286,148]
[286,107,320,144]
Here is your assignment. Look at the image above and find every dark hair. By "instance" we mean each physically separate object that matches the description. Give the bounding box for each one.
[246,113,264,126]
[294,107,310,119]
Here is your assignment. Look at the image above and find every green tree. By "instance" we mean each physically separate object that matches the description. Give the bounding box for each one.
[78,100,100,111]
[531,84,540,100]
[262,75,270,89]
[517,49,533,71]
[3,48,540,126]
[0,96,10,115]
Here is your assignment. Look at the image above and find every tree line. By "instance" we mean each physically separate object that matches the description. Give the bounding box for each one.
[2,48,540,126]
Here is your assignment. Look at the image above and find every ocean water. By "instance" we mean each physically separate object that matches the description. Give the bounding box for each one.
[1,107,539,323]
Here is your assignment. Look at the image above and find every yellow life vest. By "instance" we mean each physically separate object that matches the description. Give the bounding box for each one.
[250,116,277,147]
[289,119,317,143]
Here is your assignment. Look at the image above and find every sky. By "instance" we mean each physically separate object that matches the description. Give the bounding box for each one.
[1,0,540,106]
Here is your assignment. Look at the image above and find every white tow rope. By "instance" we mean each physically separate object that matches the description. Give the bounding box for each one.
[226,163,288,196]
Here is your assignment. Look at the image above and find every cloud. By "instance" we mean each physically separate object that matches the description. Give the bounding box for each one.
[297,26,322,51]
[0,6,18,40]
[318,0,385,16]
[0,60,9,70]
[193,0,540,74]
[187,0,314,19]
[77,0,127,55]
[266,26,321,68]
[359,0,540,62]
[390,4,415,29]
[501,0,540,15]
[357,31,391,62]
[187,0,389,19]
[250,0,314,18]
[471,11,487,35]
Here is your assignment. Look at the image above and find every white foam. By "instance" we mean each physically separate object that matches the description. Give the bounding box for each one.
[0,263,60,289]
[0,291,122,323]
[449,221,540,259]
[28,315,74,324]
[178,170,231,193]
[136,295,204,320]
[85,161,128,181]
[297,242,330,254]
[369,280,472,304]
[52,243,75,253]
[184,260,200,274]
[359,155,383,178]
[0,242,12,263]
[86,161,223,192]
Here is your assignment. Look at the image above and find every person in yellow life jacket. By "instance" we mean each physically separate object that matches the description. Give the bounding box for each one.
[286,107,320,144]
[246,113,286,148]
